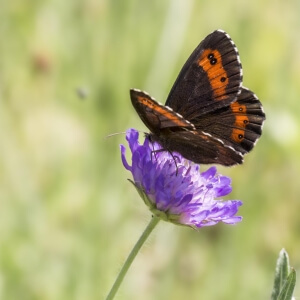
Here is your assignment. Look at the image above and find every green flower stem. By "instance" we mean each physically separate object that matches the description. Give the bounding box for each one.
[106,215,160,300]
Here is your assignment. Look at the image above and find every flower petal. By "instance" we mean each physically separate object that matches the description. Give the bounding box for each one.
[120,145,132,171]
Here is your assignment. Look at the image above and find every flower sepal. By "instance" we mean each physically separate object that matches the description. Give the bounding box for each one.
[128,179,154,209]
[128,179,182,225]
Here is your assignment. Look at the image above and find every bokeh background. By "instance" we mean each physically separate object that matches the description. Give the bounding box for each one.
[1,0,300,299]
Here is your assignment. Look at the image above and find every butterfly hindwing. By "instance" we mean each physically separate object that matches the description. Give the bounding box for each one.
[152,130,244,166]
[192,87,265,155]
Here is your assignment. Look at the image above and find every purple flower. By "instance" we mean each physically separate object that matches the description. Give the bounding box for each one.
[120,129,243,228]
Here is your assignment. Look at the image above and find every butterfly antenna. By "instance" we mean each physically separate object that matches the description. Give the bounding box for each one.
[105,129,150,140]
[104,132,127,139]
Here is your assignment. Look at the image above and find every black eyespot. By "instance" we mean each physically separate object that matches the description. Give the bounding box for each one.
[207,53,214,59]
[238,134,244,139]
[220,76,226,82]
[210,58,217,65]
[239,107,243,112]
[243,120,249,124]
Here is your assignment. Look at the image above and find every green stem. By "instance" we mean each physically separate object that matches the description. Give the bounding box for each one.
[106,216,160,300]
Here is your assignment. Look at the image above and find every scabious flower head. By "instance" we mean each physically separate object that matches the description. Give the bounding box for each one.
[120,128,242,228]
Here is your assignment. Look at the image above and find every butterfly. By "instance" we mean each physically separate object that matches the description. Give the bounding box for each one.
[130,30,265,166]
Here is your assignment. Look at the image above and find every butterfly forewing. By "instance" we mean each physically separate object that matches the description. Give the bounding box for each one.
[165,30,243,119]
[130,89,194,135]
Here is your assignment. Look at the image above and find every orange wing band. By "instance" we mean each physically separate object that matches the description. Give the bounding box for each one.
[198,49,229,100]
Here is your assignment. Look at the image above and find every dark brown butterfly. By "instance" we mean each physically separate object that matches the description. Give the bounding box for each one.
[130,30,265,166]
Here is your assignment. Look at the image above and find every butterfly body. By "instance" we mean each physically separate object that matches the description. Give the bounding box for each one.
[130,30,265,166]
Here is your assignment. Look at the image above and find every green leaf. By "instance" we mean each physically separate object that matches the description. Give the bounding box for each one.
[277,268,296,300]
[271,249,290,300]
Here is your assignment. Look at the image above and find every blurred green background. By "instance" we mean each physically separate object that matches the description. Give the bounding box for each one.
[1,0,300,299]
